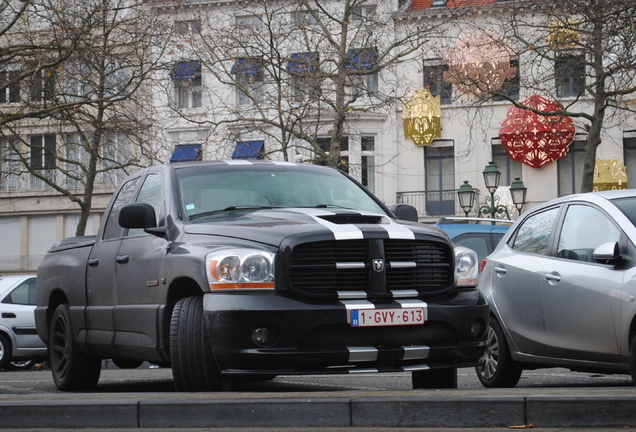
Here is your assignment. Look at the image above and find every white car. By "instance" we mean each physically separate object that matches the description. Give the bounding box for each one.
[0,275,47,370]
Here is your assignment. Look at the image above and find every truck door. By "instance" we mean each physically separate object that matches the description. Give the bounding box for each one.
[112,173,167,359]
[86,176,140,351]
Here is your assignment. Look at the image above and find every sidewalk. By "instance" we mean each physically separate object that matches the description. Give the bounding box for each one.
[1,388,636,429]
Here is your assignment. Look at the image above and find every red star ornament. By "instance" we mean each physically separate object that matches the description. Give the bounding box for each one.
[499,95,575,168]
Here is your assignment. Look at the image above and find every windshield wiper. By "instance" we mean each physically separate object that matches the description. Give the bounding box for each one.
[189,205,274,220]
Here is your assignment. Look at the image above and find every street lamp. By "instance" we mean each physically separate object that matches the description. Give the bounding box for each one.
[457,180,476,217]
[456,161,527,221]
[509,177,528,214]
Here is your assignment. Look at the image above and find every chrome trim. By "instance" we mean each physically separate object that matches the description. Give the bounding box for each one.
[390,289,419,298]
[403,346,430,360]
[348,347,379,362]
[336,262,366,269]
[337,291,368,299]
[388,261,417,268]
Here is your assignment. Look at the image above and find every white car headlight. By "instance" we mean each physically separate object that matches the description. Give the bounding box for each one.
[206,249,275,290]
[453,244,479,286]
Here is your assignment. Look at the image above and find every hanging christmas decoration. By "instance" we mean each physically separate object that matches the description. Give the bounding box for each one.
[443,29,517,96]
[403,89,441,146]
[593,160,627,191]
[499,95,575,168]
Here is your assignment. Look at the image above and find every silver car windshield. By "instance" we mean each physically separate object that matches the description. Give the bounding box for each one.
[175,164,387,220]
[611,197,636,227]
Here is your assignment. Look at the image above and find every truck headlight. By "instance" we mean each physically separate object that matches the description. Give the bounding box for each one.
[206,249,275,290]
[453,244,479,286]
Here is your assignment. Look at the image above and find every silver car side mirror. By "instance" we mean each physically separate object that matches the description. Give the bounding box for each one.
[593,241,621,265]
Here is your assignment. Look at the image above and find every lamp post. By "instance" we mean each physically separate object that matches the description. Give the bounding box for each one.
[456,161,527,221]
[457,180,476,217]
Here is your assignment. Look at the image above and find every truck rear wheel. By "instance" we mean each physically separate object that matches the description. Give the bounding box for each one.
[49,304,101,391]
[170,296,222,391]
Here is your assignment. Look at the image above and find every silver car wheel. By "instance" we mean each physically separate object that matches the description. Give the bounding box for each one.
[478,326,499,380]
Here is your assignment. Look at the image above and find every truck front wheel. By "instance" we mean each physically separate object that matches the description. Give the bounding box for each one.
[49,304,101,391]
[170,296,222,391]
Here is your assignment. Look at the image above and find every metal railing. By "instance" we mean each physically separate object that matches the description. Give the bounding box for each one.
[396,189,481,218]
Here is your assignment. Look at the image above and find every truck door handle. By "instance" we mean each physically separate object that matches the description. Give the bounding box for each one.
[88,258,99,266]
[1,313,16,319]
[116,255,130,264]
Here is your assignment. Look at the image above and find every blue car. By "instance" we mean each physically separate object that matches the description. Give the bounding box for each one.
[436,217,511,264]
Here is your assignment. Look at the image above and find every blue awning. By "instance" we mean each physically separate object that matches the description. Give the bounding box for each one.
[232,141,264,160]
[345,48,376,71]
[230,58,262,75]
[170,144,201,163]
[287,52,319,74]
[170,61,200,80]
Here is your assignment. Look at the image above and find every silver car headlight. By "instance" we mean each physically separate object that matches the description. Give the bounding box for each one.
[454,244,479,286]
[205,248,275,290]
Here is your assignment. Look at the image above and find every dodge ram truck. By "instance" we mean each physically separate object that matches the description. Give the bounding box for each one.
[35,160,488,391]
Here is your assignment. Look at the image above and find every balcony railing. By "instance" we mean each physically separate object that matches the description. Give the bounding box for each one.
[0,169,125,192]
[396,189,481,218]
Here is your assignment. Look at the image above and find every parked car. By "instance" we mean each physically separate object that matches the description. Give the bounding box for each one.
[477,190,636,387]
[0,275,47,370]
[36,161,488,392]
[436,217,511,263]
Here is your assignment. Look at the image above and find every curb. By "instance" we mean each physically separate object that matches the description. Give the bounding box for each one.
[1,395,636,429]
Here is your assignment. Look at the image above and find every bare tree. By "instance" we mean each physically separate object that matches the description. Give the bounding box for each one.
[157,0,443,169]
[1,0,172,235]
[443,0,636,193]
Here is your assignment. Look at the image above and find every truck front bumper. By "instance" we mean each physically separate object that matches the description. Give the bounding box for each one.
[203,289,489,376]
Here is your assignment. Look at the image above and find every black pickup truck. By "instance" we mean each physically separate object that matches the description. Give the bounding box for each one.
[35,160,488,391]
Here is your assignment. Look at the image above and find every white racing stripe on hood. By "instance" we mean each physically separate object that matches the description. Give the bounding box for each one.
[381,219,415,240]
[288,208,364,240]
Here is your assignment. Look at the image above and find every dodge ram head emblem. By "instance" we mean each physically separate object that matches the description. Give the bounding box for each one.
[373,259,385,272]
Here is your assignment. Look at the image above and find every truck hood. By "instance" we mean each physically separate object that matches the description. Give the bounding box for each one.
[181,207,443,246]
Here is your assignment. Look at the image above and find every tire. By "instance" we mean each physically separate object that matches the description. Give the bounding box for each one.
[475,318,522,388]
[49,304,102,391]
[170,296,222,392]
[630,336,636,386]
[111,358,144,369]
[4,359,36,371]
[412,367,457,389]
[0,334,12,370]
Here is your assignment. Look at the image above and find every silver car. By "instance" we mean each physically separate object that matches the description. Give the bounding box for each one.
[0,275,47,370]
[477,190,636,387]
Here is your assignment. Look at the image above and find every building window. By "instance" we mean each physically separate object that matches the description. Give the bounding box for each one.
[0,137,21,190]
[558,139,585,195]
[29,67,56,103]
[317,136,348,171]
[231,58,264,105]
[0,70,20,103]
[492,141,522,185]
[423,63,452,105]
[232,141,264,160]
[350,5,376,20]
[555,53,585,98]
[101,132,130,188]
[623,134,636,188]
[30,135,56,170]
[65,133,89,189]
[175,20,201,35]
[170,144,202,163]
[361,136,375,193]
[292,10,318,25]
[493,58,520,101]
[170,61,202,108]
[236,15,263,29]
[346,48,378,97]
[287,52,320,102]
[425,142,455,215]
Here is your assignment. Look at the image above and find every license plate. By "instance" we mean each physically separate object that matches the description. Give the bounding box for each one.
[351,308,425,327]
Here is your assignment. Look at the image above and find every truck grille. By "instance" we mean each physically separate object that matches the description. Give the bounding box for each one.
[289,239,453,298]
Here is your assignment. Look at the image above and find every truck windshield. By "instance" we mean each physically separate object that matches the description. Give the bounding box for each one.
[175,163,388,220]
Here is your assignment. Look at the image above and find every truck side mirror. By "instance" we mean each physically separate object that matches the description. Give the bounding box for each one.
[119,203,157,229]
[390,203,419,222]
